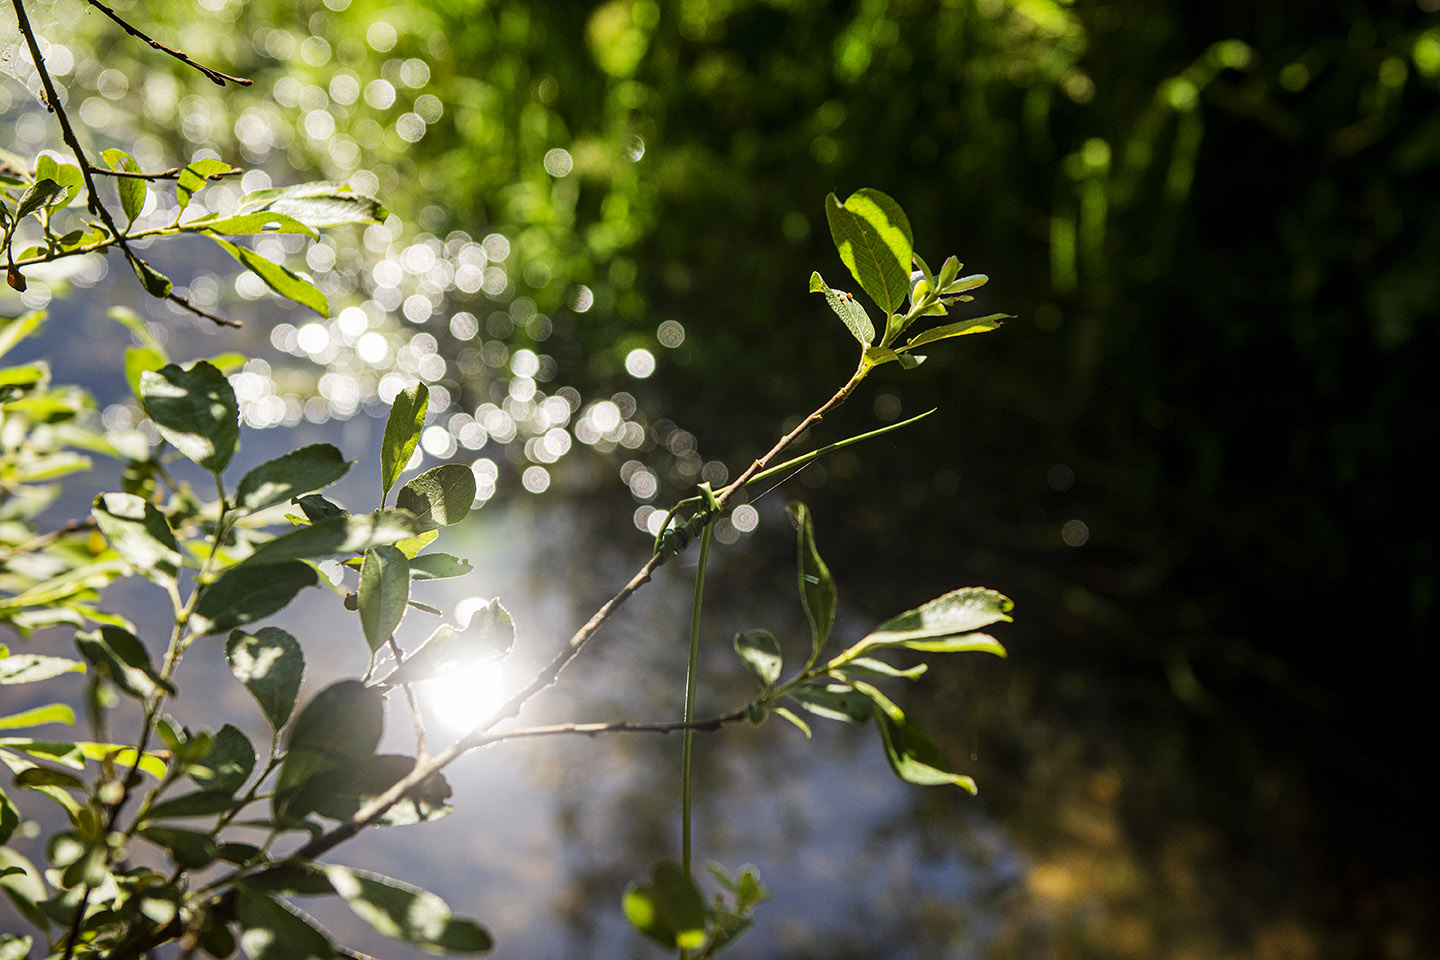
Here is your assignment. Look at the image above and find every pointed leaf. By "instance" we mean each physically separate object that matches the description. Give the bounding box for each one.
[240,510,418,566]
[293,493,346,523]
[623,861,707,951]
[274,681,382,823]
[92,492,181,586]
[16,179,66,220]
[381,383,428,499]
[234,889,337,960]
[191,560,318,635]
[320,864,491,952]
[236,444,351,514]
[869,697,977,793]
[130,256,174,298]
[359,545,409,654]
[0,704,74,730]
[406,553,473,581]
[808,271,875,346]
[395,463,476,531]
[205,233,329,316]
[833,657,929,681]
[138,825,220,868]
[227,628,305,730]
[772,706,812,739]
[75,626,173,701]
[100,148,146,225]
[142,789,238,820]
[857,587,1013,654]
[901,314,1009,351]
[184,211,318,238]
[787,502,836,656]
[788,682,873,723]
[139,362,239,474]
[824,188,914,313]
[733,629,782,689]
[375,601,514,688]
[176,158,236,213]
[0,652,85,684]
[187,724,255,795]
[237,180,388,228]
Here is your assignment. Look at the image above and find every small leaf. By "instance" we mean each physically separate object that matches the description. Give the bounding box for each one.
[359,545,409,653]
[833,657,928,681]
[856,587,1013,654]
[139,362,239,474]
[0,652,85,684]
[240,510,419,566]
[824,188,914,314]
[869,697,977,793]
[176,158,236,213]
[191,560,318,636]
[787,502,836,658]
[395,463,476,531]
[381,382,428,500]
[236,444,351,514]
[16,178,66,220]
[124,346,166,400]
[375,601,514,688]
[35,155,83,214]
[0,703,74,730]
[772,706,812,738]
[808,271,875,346]
[187,724,256,795]
[129,256,174,298]
[100,148,146,225]
[205,233,329,316]
[788,682,873,723]
[92,492,181,586]
[293,493,346,523]
[75,626,173,701]
[900,314,1009,351]
[227,628,305,730]
[406,554,473,580]
[623,861,707,950]
[320,863,491,952]
[138,825,220,868]
[142,790,237,820]
[234,889,337,960]
[236,180,388,228]
[936,255,961,290]
[734,630,782,689]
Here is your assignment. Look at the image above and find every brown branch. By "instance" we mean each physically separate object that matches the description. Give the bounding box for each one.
[87,163,242,182]
[166,290,243,328]
[0,517,96,565]
[82,0,253,87]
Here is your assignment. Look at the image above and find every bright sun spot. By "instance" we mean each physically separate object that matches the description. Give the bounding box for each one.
[424,662,510,733]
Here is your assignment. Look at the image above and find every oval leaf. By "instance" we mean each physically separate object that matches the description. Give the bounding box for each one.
[191,560,318,636]
[100,148,146,225]
[320,864,490,952]
[359,545,409,653]
[734,629,782,689]
[205,233,329,316]
[236,444,351,514]
[623,861,707,951]
[808,270,875,346]
[824,188,914,314]
[857,587,1013,653]
[241,510,419,566]
[381,382,428,499]
[395,463,476,531]
[227,628,305,731]
[139,362,239,474]
[92,492,181,586]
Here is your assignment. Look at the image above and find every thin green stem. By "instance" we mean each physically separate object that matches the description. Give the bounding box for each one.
[680,521,715,877]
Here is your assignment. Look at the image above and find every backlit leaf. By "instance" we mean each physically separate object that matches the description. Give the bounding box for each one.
[205,233,329,316]
[359,545,409,653]
[824,188,914,314]
[734,629,782,689]
[240,510,418,566]
[227,628,305,730]
[191,560,318,636]
[99,148,145,225]
[787,502,836,657]
[139,362,239,474]
[395,463,476,530]
[381,382,428,500]
[92,492,181,586]
[236,444,351,514]
[808,270,875,346]
[623,861,707,950]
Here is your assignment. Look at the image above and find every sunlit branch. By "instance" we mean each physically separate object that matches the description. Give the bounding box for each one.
[82,0,253,87]
[86,163,242,182]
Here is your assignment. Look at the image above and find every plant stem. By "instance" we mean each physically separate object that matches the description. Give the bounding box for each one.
[680,521,715,876]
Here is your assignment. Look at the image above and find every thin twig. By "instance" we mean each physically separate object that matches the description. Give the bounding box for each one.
[87,163,242,182]
[385,635,430,759]
[82,0,253,87]
[0,517,95,564]
[166,290,243,328]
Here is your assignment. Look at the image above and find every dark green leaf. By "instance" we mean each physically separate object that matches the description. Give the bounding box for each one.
[824,188,914,314]
[176,158,236,213]
[240,510,418,566]
[16,179,66,220]
[129,256,174,298]
[395,463,476,530]
[143,790,237,820]
[187,724,256,795]
[205,233,329,316]
[808,270,875,346]
[901,314,1009,350]
[227,628,305,730]
[406,553,473,580]
[734,630,782,689]
[237,180,388,228]
[375,602,514,688]
[0,652,85,684]
[100,148,146,225]
[622,861,706,950]
[274,681,382,823]
[234,889,337,960]
[869,695,977,793]
[856,587,1013,655]
[0,788,18,845]
[191,560,318,636]
[91,492,181,586]
[833,657,928,681]
[320,863,491,952]
[138,826,220,868]
[293,494,345,522]
[74,626,173,701]
[787,502,836,657]
[359,545,409,653]
[381,383,428,499]
[139,362,239,474]
[788,682,872,723]
[236,444,351,514]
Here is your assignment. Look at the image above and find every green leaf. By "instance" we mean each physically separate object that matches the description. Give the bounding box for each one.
[227,627,305,730]
[129,256,174,298]
[787,502,836,657]
[91,492,181,586]
[124,346,166,400]
[99,148,146,225]
[0,312,45,362]
[855,587,1013,656]
[205,233,329,316]
[237,180,388,228]
[406,553,473,581]
[139,362,239,474]
[0,703,75,730]
[15,178,66,220]
[142,789,238,820]
[623,861,707,951]
[788,682,873,723]
[808,270,875,346]
[374,602,514,688]
[824,188,914,314]
[0,847,47,931]
[320,863,491,952]
[833,657,928,681]
[772,706,812,738]
[395,463,476,531]
[359,545,409,654]
[381,382,429,500]
[138,825,220,868]
[867,693,977,793]
[187,724,255,795]
[297,754,452,826]
[0,652,85,684]
[183,211,318,238]
[0,790,18,845]
[392,528,439,558]
[74,626,174,701]
[234,889,337,960]
[176,158,236,213]
[900,314,1009,351]
[35,156,84,214]
[274,681,382,823]
[191,560,318,636]
[293,493,346,523]
[733,629,782,689]
[236,444,351,514]
[936,255,961,291]
[240,510,419,566]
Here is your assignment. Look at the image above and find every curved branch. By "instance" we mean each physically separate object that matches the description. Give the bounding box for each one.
[82,0,253,87]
